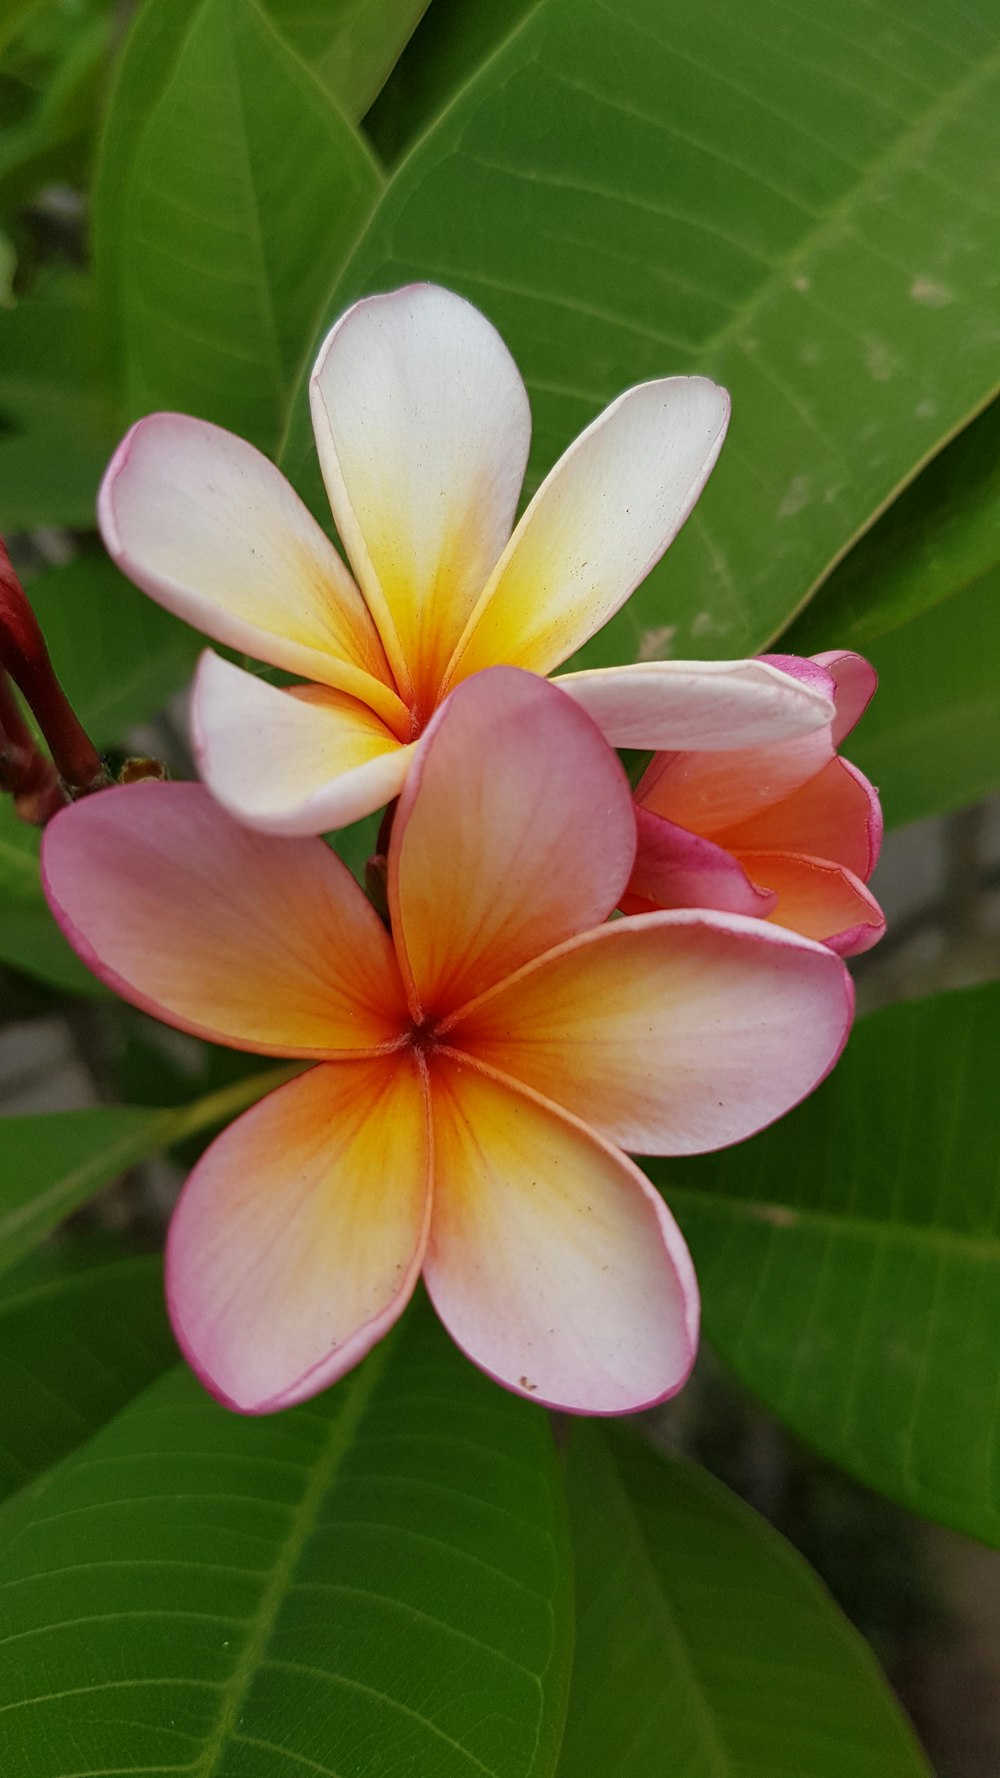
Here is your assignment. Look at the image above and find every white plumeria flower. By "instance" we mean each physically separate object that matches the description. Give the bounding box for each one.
[98,284,834,836]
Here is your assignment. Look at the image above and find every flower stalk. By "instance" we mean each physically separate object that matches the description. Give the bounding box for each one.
[0,537,110,813]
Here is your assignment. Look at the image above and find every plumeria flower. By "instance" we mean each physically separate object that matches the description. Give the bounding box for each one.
[43,670,853,1416]
[625,651,885,955]
[97,283,837,837]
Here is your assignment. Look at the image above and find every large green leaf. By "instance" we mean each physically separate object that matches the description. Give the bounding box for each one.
[849,564,1000,826]
[782,396,1000,653]
[652,986,1000,1547]
[0,1245,175,1505]
[366,0,535,163]
[558,1426,929,1777]
[115,0,382,449]
[266,0,430,115]
[282,0,1000,666]
[27,551,201,747]
[92,0,408,387]
[0,1303,573,1777]
[0,1065,298,1278]
[0,271,116,530]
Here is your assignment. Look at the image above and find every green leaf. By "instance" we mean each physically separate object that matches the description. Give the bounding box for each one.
[0,1244,175,1505]
[365,0,536,164]
[783,395,1000,653]
[0,1065,299,1278]
[849,563,1000,826]
[559,1425,929,1777]
[0,271,116,530]
[282,0,1000,665]
[27,550,202,747]
[266,0,430,116]
[652,985,1000,1547]
[116,0,382,450]
[0,1302,573,1777]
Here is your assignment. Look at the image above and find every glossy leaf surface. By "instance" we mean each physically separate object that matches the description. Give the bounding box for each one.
[0,1245,175,1504]
[282,0,1000,665]
[114,0,382,448]
[0,1302,573,1777]
[654,986,1000,1546]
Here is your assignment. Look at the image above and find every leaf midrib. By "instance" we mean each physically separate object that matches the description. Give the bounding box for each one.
[670,1186,1000,1261]
[193,1332,395,1776]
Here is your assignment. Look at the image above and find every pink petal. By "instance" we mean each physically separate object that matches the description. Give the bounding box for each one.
[627,806,776,917]
[448,909,854,1155]
[310,284,531,713]
[737,849,886,956]
[192,651,413,836]
[167,1057,431,1413]
[388,667,636,1018]
[98,414,406,732]
[636,721,835,836]
[719,756,882,879]
[811,650,878,744]
[424,1053,698,1414]
[553,657,834,750]
[444,377,730,685]
[42,782,408,1054]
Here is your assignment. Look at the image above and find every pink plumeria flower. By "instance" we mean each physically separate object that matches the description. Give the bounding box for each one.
[43,670,853,1416]
[626,651,885,956]
[97,284,836,837]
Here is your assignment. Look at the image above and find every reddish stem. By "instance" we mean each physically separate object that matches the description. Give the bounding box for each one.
[0,538,108,798]
[0,672,66,822]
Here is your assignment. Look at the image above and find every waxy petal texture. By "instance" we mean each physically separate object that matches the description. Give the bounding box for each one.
[424,1056,699,1413]
[167,1058,431,1413]
[311,285,531,712]
[193,651,413,836]
[627,808,776,917]
[637,723,834,836]
[738,851,886,956]
[811,650,878,745]
[444,377,730,685]
[554,658,834,750]
[451,911,853,1154]
[389,668,636,1018]
[42,783,407,1053]
[98,414,405,729]
[721,756,882,879]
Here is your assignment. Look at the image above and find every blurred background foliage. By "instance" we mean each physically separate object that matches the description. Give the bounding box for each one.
[0,0,998,1773]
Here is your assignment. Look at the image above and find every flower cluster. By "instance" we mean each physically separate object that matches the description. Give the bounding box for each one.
[43,285,883,1416]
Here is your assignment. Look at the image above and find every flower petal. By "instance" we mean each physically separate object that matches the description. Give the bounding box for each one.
[626,807,777,917]
[737,849,886,955]
[99,413,407,732]
[310,284,531,714]
[423,1053,698,1414]
[167,1057,431,1413]
[192,651,414,837]
[636,721,834,836]
[554,657,834,750]
[811,650,878,745]
[448,910,853,1154]
[720,756,882,878]
[444,376,730,685]
[42,782,407,1054]
[388,667,636,1019]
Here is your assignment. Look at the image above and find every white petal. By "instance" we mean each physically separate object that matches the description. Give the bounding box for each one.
[310,284,531,712]
[444,376,730,685]
[192,651,413,837]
